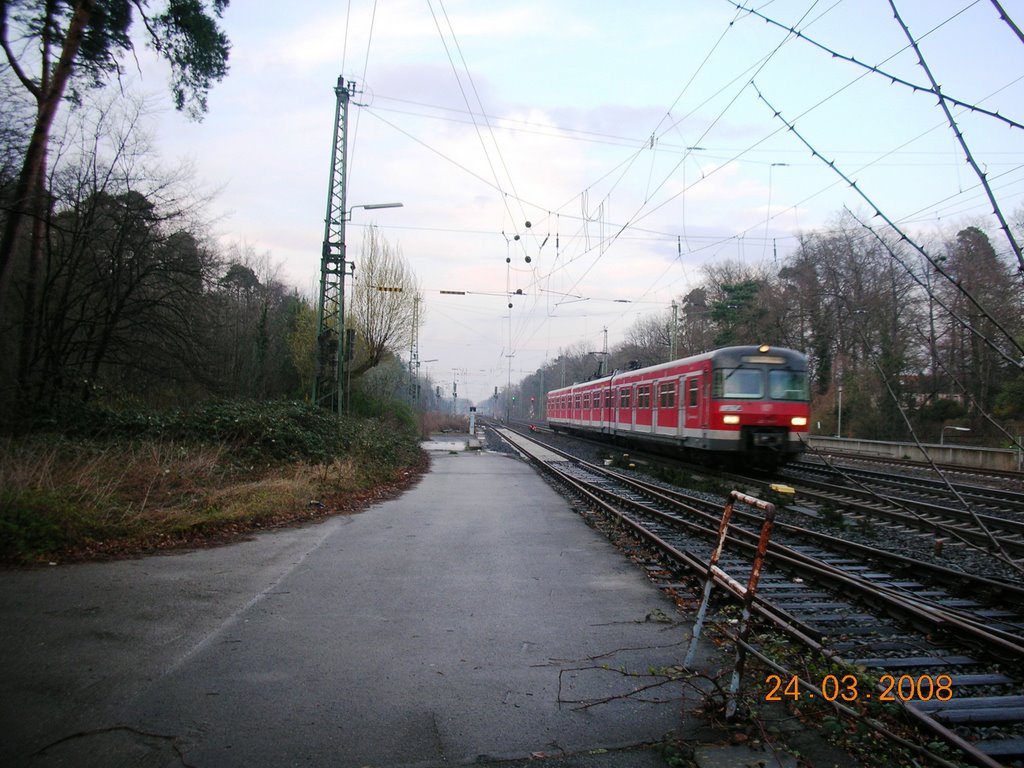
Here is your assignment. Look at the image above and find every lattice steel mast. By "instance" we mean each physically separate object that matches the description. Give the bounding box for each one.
[313,77,353,411]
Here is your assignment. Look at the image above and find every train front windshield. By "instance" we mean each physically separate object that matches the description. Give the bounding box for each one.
[714,368,809,401]
[768,370,809,401]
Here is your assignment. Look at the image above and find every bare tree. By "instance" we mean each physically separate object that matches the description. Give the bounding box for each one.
[613,310,671,370]
[1,96,219,418]
[0,0,230,314]
[347,225,421,379]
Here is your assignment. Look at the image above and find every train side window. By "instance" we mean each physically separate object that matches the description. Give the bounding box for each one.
[574,394,581,409]
[619,388,631,408]
[659,381,676,408]
[637,385,651,409]
[688,379,698,408]
[583,392,591,408]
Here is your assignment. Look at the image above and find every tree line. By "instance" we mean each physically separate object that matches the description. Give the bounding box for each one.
[511,210,1024,446]
[0,94,424,428]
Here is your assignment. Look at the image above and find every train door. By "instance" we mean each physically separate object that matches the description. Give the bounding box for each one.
[603,386,613,434]
[654,378,678,436]
[650,379,658,435]
[674,376,685,437]
[630,384,638,433]
[684,371,705,444]
[637,381,653,434]
[618,384,632,431]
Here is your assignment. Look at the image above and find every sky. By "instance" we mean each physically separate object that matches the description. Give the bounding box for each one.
[134,0,1024,403]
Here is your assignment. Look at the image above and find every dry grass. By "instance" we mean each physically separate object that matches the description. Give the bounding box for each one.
[418,411,470,438]
[0,437,426,564]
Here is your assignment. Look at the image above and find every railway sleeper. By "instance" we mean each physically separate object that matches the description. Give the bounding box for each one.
[975,738,1024,759]
[912,696,1024,725]
[853,655,976,667]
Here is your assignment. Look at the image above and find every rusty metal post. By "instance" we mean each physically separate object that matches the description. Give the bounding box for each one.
[683,493,738,667]
[725,497,776,720]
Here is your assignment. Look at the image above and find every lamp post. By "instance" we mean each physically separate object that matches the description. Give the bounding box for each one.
[836,384,843,438]
[940,425,970,445]
[313,201,402,412]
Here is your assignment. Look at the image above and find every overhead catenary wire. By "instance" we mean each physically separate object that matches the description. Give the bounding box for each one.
[889,0,1024,274]
[725,0,1024,133]
[426,0,531,262]
[991,0,1024,44]
[550,0,828,307]
[336,2,1022,401]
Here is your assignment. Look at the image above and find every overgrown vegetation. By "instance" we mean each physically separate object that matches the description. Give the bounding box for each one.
[0,400,425,565]
[418,412,470,438]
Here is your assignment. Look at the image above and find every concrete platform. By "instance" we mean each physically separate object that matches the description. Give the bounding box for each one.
[1,449,715,767]
[493,427,572,463]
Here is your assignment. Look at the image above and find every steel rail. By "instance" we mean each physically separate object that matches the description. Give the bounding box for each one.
[499,425,1024,657]
[496,426,1010,768]
[789,460,1024,511]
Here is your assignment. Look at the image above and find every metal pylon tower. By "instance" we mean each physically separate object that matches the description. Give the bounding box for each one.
[313,77,353,412]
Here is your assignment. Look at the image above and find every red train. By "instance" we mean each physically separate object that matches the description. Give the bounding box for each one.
[546,345,810,466]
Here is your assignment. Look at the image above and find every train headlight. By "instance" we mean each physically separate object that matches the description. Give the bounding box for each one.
[791,416,808,427]
[722,415,741,425]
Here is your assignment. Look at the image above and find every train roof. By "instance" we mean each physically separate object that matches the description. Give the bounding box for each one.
[547,345,807,395]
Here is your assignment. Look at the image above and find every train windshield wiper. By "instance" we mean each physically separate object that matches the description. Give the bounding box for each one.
[722,364,744,382]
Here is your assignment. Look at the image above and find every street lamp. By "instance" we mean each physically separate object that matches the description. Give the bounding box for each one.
[940,425,970,445]
[355,202,404,213]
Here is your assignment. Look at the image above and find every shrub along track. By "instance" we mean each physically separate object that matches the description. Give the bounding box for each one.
[494,425,1024,768]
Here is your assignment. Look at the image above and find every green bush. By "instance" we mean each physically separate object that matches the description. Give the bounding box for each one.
[40,398,423,471]
[1,400,426,563]
[0,490,84,558]
[917,398,967,423]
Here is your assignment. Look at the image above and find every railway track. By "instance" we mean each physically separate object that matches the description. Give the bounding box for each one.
[802,448,1024,485]
[493,425,1024,768]
[782,459,1024,542]
[766,465,1024,558]
[521,420,1024,577]
[788,459,1024,513]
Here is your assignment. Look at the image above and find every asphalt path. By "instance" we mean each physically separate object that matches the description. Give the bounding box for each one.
[1,447,700,767]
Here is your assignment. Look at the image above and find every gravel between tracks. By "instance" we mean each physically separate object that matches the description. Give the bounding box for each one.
[499,426,1023,588]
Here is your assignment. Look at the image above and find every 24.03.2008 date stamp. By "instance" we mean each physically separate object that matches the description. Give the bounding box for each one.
[765,673,954,702]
